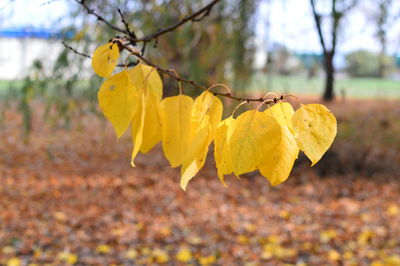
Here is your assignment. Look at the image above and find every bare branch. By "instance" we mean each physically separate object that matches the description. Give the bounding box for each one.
[310,0,328,55]
[132,0,222,43]
[75,0,128,35]
[118,8,135,39]
[61,41,91,58]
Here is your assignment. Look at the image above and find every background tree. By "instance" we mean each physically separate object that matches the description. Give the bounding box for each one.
[363,0,400,78]
[310,0,358,101]
[345,49,395,77]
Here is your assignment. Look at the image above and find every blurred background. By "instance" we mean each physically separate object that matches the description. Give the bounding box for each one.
[0,0,399,265]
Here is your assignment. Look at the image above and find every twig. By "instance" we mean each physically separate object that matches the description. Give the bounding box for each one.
[128,0,221,43]
[75,0,220,44]
[118,8,135,39]
[61,41,138,67]
[61,41,91,58]
[75,0,127,35]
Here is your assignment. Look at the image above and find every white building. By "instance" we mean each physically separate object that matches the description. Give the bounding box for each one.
[0,28,64,80]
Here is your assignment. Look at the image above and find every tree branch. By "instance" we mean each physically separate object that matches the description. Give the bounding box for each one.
[132,0,222,43]
[61,41,91,58]
[310,0,328,55]
[75,0,128,35]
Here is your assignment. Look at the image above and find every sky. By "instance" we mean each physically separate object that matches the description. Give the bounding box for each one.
[1,0,400,55]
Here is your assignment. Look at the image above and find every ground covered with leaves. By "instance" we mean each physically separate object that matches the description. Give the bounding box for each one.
[0,98,399,265]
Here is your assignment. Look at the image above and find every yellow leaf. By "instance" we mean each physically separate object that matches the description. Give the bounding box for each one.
[199,255,217,265]
[96,244,111,254]
[180,91,222,190]
[265,102,295,133]
[131,95,146,166]
[343,251,353,260]
[278,210,291,219]
[58,252,78,265]
[2,246,15,254]
[128,63,163,100]
[53,211,67,221]
[259,125,298,186]
[292,104,337,166]
[357,230,374,246]
[160,95,194,167]
[140,93,162,153]
[152,248,169,263]
[387,204,399,216]
[175,247,192,263]
[319,229,337,243]
[371,261,384,266]
[327,249,340,261]
[125,249,138,259]
[187,235,203,245]
[92,42,119,78]
[384,255,400,265]
[140,247,151,256]
[7,258,21,266]
[191,91,222,134]
[180,123,211,190]
[214,116,236,186]
[229,110,281,176]
[237,235,250,244]
[98,70,138,138]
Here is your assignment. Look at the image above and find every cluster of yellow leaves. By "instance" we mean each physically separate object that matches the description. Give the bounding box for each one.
[92,42,337,190]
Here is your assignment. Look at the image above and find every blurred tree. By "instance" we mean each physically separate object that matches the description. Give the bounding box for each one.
[310,0,358,101]
[345,49,394,77]
[363,0,399,78]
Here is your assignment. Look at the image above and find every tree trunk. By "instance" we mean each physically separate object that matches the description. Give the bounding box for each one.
[323,52,335,101]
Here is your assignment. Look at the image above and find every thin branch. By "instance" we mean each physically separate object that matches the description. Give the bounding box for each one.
[118,8,135,39]
[310,0,328,55]
[75,0,221,47]
[75,0,127,35]
[61,41,138,67]
[131,0,222,43]
[61,41,91,58]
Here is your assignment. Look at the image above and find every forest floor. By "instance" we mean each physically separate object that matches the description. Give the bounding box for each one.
[0,97,399,266]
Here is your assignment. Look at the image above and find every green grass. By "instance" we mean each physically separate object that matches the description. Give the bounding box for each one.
[250,74,400,99]
[1,74,400,99]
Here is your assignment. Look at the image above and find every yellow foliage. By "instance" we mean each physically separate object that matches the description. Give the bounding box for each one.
[387,204,399,216]
[125,249,138,259]
[58,252,78,265]
[160,95,194,167]
[96,244,111,254]
[98,70,138,138]
[152,248,169,263]
[180,91,222,190]
[229,110,281,176]
[357,230,374,246]
[199,255,217,265]
[7,258,21,266]
[175,247,192,263]
[214,116,236,185]
[128,63,163,101]
[319,229,337,243]
[91,43,338,189]
[327,249,341,261]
